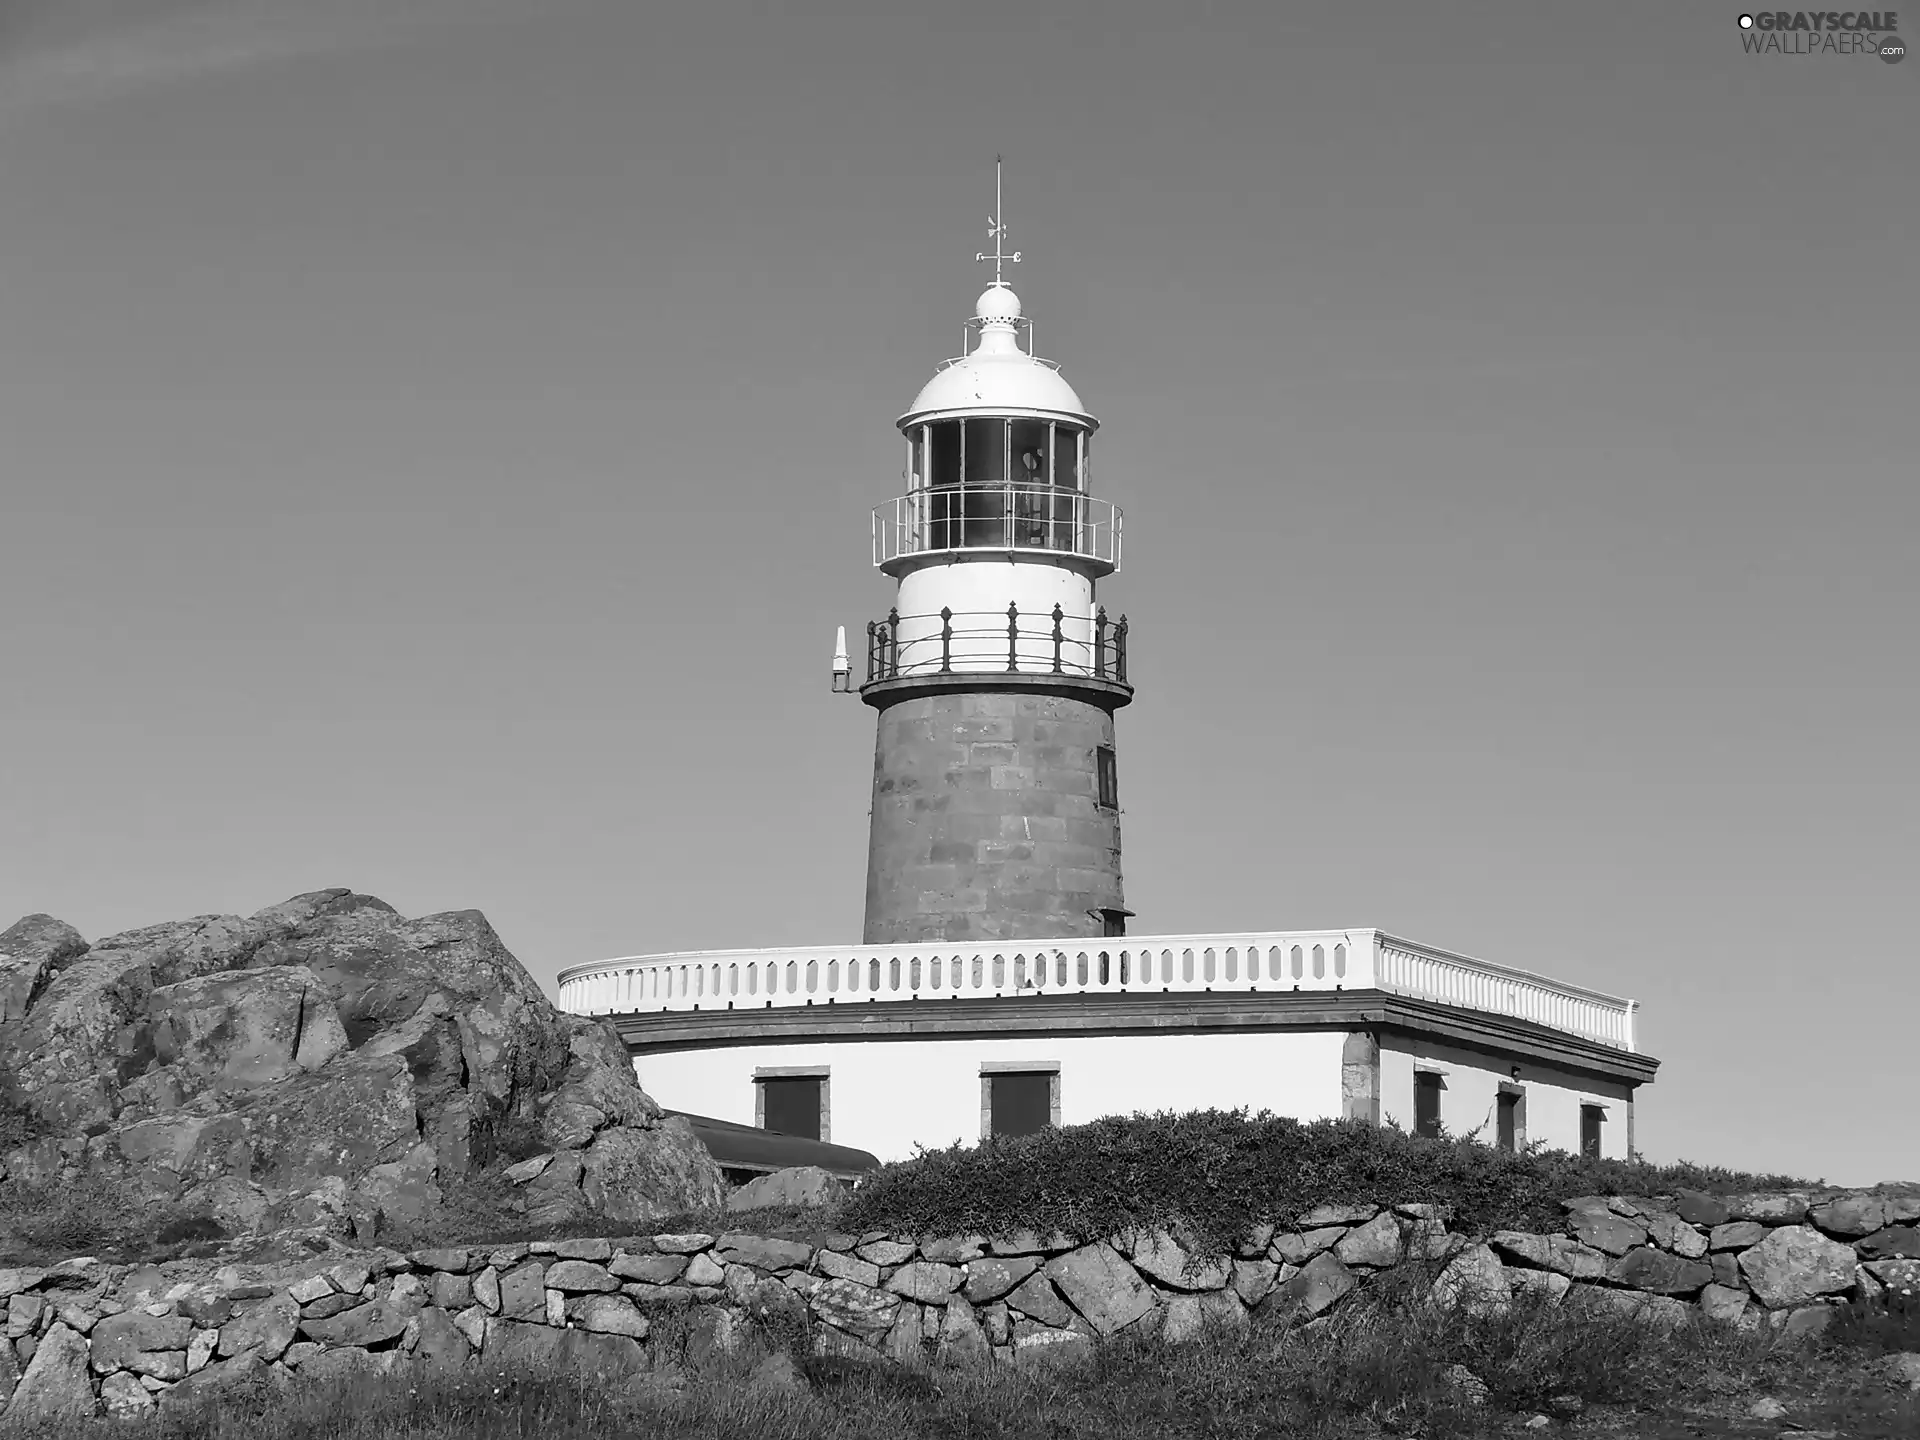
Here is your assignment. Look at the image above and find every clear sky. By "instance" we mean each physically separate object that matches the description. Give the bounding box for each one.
[2,0,1913,1186]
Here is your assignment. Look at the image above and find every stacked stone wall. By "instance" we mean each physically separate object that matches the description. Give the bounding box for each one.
[2,1187,1915,1421]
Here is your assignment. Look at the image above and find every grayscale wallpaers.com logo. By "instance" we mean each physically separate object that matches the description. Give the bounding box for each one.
[1738,12,1906,59]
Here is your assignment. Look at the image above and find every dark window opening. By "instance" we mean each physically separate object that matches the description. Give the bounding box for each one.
[1096,746,1118,809]
[1414,1071,1443,1139]
[1011,418,1050,486]
[989,1072,1052,1139]
[1497,1090,1521,1153]
[1100,909,1127,939]
[1580,1104,1604,1159]
[1056,427,1082,490]
[928,421,962,488]
[962,417,1006,486]
[760,1077,822,1142]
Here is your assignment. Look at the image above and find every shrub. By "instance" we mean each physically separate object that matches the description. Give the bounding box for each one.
[0,1172,156,1259]
[840,1109,1816,1257]
[1824,1260,1920,1356]
[469,1108,550,1169]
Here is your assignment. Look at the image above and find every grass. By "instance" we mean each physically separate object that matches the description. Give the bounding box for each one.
[13,1271,1918,1439]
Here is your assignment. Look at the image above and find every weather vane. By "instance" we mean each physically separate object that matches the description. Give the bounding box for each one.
[975,155,1022,287]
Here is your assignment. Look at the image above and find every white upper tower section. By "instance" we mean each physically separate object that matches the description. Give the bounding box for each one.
[861,163,1126,688]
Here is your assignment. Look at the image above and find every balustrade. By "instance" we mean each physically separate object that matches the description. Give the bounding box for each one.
[555,929,1638,1052]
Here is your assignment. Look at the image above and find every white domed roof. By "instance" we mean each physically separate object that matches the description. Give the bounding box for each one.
[973,284,1022,323]
[899,286,1093,426]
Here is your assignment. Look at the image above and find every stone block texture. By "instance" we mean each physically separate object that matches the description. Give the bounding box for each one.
[863,691,1124,944]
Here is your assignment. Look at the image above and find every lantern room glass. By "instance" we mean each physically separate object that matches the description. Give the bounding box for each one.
[927,421,962,488]
[914,420,1085,491]
[1011,419,1049,486]
[962,419,1005,486]
[908,418,1093,549]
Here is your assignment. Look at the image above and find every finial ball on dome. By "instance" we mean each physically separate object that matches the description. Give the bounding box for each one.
[975,285,1023,323]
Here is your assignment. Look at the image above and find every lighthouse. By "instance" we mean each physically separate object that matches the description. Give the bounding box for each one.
[854,169,1131,945]
[559,169,1657,1172]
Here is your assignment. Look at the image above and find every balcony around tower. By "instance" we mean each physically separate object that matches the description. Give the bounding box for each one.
[863,603,1128,689]
[872,487,1121,573]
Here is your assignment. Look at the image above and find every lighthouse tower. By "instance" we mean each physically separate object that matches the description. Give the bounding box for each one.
[854,174,1131,945]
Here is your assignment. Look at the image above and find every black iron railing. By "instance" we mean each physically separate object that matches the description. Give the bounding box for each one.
[865,605,1129,687]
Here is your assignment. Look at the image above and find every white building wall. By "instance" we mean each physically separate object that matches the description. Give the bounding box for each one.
[636,1030,1348,1164]
[1377,1035,1635,1159]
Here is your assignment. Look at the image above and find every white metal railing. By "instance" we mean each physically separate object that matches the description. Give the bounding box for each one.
[872,488,1121,570]
[556,929,1638,1053]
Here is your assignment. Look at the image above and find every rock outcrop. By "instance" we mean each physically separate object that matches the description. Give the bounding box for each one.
[0,891,724,1242]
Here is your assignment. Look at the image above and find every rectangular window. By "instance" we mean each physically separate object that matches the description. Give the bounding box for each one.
[962,418,1006,486]
[1497,1088,1523,1153]
[980,1065,1059,1140]
[928,421,962,488]
[1010,418,1050,486]
[1414,1071,1443,1139]
[1096,745,1118,809]
[1580,1103,1604,1158]
[989,1073,1050,1137]
[1100,910,1126,939]
[1053,424,1081,490]
[756,1071,826,1142]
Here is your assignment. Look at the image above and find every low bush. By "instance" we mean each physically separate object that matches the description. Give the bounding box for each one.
[1825,1260,1920,1356]
[0,1172,158,1260]
[839,1110,1817,1256]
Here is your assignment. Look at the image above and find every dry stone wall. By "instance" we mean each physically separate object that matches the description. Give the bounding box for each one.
[1,1187,1915,1421]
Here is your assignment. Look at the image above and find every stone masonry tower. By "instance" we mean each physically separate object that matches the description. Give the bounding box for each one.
[852,179,1132,945]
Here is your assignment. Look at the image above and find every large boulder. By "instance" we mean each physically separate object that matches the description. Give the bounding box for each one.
[8,1321,97,1420]
[146,967,348,1093]
[728,1165,845,1212]
[0,889,725,1245]
[1045,1243,1157,1336]
[1738,1225,1859,1309]
[0,915,87,1031]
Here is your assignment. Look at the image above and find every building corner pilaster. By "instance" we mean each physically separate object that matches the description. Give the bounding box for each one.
[1340,1029,1381,1125]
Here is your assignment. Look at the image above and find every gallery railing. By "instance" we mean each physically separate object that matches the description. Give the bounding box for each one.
[556,929,1640,1053]
[864,605,1128,687]
[872,488,1121,570]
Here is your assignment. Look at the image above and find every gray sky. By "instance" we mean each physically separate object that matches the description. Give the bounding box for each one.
[2,0,1913,1185]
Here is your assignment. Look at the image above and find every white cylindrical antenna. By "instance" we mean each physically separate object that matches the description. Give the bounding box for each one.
[830,625,851,692]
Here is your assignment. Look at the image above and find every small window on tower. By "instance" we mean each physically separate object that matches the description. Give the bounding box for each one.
[1095,746,1118,809]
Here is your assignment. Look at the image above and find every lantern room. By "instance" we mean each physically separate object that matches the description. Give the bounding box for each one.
[873,285,1121,579]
